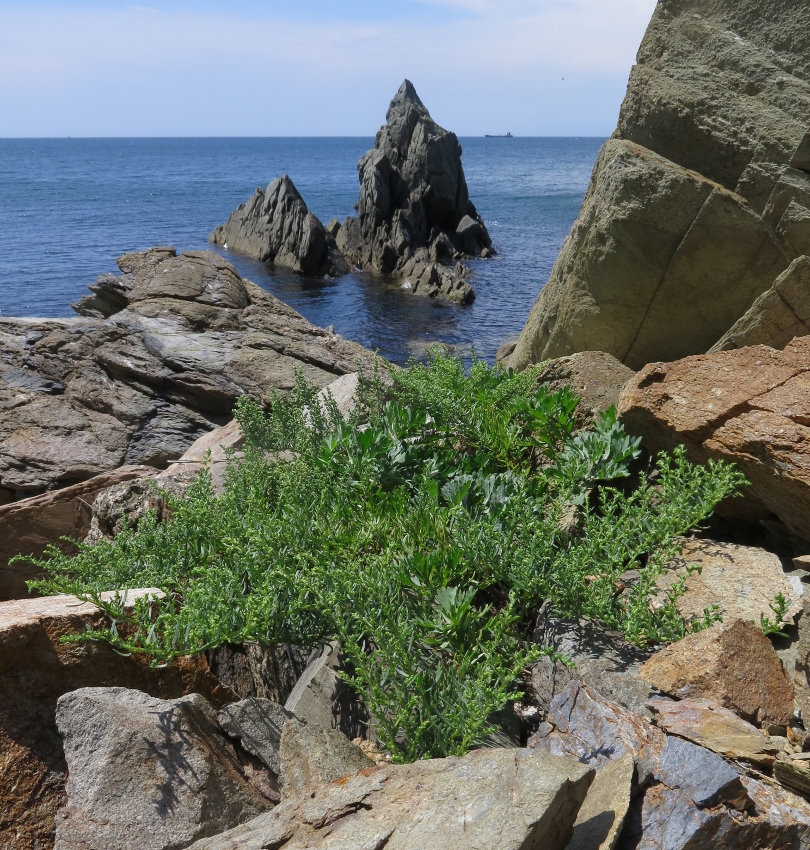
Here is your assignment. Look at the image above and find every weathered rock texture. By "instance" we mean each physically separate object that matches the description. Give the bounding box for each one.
[55,688,273,850]
[0,465,155,600]
[530,612,653,717]
[711,256,810,352]
[507,0,810,372]
[0,247,375,498]
[648,698,782,767]
[565,755,634,850]
[640,620,794,727]
[535,352,634,427]
[210,175,349,277]
[335,80,492,304]
[618,337,810,542]
[656,539,801,627]
[0,592,230,850]
[532,682,810,850]
[278,718,375,796]
[284,642,370,740]
[186,748,593,850]
[218,697,292,775]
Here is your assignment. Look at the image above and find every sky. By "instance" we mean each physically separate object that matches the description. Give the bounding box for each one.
[0,0,658,137]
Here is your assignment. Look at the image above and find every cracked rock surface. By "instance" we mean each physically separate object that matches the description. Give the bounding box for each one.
[0,247,376,498]
[507,0,810,371]
[186,748,593,850]
[618,336,810,542]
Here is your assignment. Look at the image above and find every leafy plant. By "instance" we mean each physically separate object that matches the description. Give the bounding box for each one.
[761,592,791,638]
[23,351,747,762]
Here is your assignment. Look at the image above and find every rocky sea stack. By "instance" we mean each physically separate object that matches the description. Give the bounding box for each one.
[503,0,810,371]
[334,80,493,304]
[210,175,349,278]
[211,81,493,304]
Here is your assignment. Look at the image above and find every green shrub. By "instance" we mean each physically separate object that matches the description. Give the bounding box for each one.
[25,353,746,762]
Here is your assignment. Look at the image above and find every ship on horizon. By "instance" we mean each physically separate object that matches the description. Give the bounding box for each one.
[485,131,513,138]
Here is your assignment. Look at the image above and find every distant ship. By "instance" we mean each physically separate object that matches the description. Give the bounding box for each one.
[485,132,514,138]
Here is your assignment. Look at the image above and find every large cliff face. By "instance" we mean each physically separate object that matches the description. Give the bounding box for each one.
[507,0,810,372]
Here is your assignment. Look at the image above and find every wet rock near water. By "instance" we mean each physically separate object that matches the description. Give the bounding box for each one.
[210,175,349,277]
[0,247,375,500]
[335,80,493,304]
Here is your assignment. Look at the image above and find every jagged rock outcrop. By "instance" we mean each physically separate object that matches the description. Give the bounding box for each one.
[335,80,493,304]
[506,0,810,372]
[0,248,376,499]
[210,175,349,277]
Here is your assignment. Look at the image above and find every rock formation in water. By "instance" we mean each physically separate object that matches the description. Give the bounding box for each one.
[506,0,810,372]
[0,247,375,501]
[210,175,349,277]
[334,80,493,305]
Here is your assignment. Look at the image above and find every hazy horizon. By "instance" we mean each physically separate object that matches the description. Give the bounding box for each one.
[0,0,657,138]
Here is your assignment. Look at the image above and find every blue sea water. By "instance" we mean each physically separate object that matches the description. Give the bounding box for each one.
[0,137,602,365]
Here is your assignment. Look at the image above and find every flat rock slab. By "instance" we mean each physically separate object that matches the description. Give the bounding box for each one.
[278,719,375,796]
[640,619,794,727]
[218,697,292,775]
[656,538,801,627]
[0,247,376,497]
[655,735,748,809]
[530,681,665,786]
[186,748,594,850]
[0,592,230,850]
[649,698,781,767]
[55,688,273,850]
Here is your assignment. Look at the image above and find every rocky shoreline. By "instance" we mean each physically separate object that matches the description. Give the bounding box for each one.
[4,0,810,848]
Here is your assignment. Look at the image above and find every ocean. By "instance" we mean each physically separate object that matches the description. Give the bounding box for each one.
[0,137,602,365]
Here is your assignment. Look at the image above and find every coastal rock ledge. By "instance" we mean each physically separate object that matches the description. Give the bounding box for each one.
[0,247,375,502]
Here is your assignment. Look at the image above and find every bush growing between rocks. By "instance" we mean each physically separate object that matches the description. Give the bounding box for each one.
[27,354,745,762]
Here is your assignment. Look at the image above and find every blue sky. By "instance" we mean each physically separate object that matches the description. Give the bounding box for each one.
[0,0,658,137]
